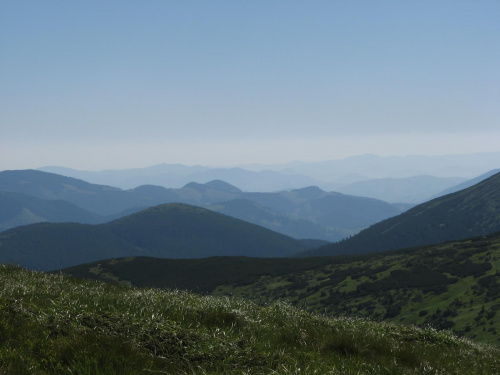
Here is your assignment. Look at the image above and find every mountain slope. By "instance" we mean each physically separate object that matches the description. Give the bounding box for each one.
[241,188,401,230]
[0,191,104,232]
[105,204,307,258]
[0,169,147,215]
[0,203,308,270]
[300,171,500,256]
[337,175,466,203]
[0,223,137,271]
[299,193,401,228]
[61,231,500,345]
[433,168,500,198]
[3,265,498,374]
[207,199,353,242]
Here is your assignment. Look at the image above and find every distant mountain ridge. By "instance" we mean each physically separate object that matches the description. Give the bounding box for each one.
[39,165,324,192]
[0,170,403,241]
[299,171,500,257]
[0,203,310,271]
[336,175,466,203]
[206,199,357,241]
[38,152,499,203]
[266,152,500,181]
[40,152,500,190]
[0,191,104,232]
[433,168,500,198]
[0,169,143,216]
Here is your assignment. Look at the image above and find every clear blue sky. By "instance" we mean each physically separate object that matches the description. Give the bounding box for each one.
[1,1,499,170]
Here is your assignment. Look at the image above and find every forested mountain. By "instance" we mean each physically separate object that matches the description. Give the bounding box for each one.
[299,171,500,257]
[0,204,308,271]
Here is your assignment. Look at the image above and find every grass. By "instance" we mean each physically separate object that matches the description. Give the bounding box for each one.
[62,232,500,345]
[1,264,500,374]
[211,234,500,345]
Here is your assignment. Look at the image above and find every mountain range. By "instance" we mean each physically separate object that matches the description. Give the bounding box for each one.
[2,169,500,273]
[0,169,404,241]
[32,166,500,346]
[1,159,500,351]
[39,165,325,192]
[335,175,465,203]
[262,152,500,181]
[39,152,500,201]
[301,170,500,256]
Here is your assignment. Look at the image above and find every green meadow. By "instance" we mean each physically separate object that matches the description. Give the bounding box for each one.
[1,264,499,374]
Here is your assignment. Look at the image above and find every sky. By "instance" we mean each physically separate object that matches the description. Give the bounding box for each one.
[1,1,499,170]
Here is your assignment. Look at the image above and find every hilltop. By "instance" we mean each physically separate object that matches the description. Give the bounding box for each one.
[1,264,499,374]
[0,203,308,271]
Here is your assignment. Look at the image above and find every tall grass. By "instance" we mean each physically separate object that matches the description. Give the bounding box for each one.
[0,264,498,374]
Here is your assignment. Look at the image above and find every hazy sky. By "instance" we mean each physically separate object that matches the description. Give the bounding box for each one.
[1,1,499,170]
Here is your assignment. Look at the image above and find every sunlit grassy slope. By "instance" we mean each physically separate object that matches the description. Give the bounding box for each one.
[64,231,500,346]
[1,265,499,374]
[209,232,500,346]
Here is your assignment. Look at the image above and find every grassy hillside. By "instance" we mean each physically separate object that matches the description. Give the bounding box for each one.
[301,170,500,256]
[214,233,500,346]
[0,204,308,271]
[1,264,499,374]
[63,231,500,346]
